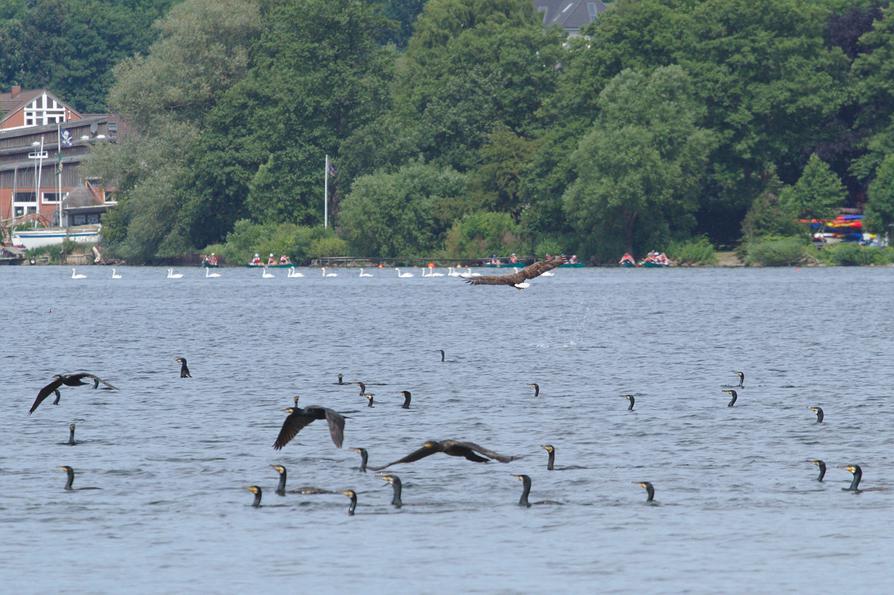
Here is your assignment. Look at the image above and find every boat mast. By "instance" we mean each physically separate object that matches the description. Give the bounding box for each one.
[56,123,63,228]
[324,154,329,229]
[34,136,44,228]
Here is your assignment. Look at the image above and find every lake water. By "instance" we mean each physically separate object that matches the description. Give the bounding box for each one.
[1,265,892,593]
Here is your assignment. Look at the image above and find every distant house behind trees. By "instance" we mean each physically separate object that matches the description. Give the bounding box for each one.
[534,0,608,36]
[0,86,119,226]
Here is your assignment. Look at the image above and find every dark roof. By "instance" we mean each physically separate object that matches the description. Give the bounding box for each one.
[0,88,44,116]
[62,185,99,209]
[534,0,607,34]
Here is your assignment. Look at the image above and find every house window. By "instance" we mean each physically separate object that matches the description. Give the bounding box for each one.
[14,191,36,203]
[43,192,62,203]
[73,214,87,226]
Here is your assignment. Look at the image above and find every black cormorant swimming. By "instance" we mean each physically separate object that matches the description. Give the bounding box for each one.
[809,406,824,423]
[356,381,367,395]
[59,466,99,491]
[337,373,344,385]
[350,447,368,472]
[438,349,445,362]
[636,481,655,503]
[68,423,77,446]
[30,373,118,414]
[542,444,557,470]
[734,370,745,388]
[401,391,412,409]
[246,485,262,507]
[379,474,403,508]
[365,394,375,408]
[622,394,635,411]
[528,383,540,397]
[722,389,738,407]
[175,357,191,378]
[843,465,862,492]
[514,474,561,507]
[273,405,345,450]
[272,464,288,496]
[370,440,516,471]
[808,459,826,482]
[341,489,357,515]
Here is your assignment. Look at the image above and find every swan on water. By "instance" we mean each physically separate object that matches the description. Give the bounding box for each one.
[287,267,304,278]
[262,267,275,278]
[111,269,122,279]
[321,267,338,277]
[447,267,462,277]
[71,268,86,279]
[395,268,414,278]
[424,268,444,277]
[458,268,481,279]
[166,268,183,279]
[359,268,373,277]
[205,268,221,278]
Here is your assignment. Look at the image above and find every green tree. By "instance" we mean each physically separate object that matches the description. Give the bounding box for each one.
[864,154,894,235]
[563,66,714,260]
[779,153,846,219]
[468,125,538,223]
[443,211,524,258]
[339,162,467,257]
[741,171,803,241]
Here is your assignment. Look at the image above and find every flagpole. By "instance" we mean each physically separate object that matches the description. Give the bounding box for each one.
[324,154,329,229]
[57,123,63,228]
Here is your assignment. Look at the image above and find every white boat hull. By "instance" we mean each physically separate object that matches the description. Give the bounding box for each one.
[12,226,101,249]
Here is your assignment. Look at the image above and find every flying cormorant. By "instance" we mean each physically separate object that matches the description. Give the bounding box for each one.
[379,474,403,508]
[175,357,191,378]
[370,440,516,471]
[30,373,118,414]
[273,405,345,450]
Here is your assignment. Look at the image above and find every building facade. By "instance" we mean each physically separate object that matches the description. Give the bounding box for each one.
[0,86,118,227]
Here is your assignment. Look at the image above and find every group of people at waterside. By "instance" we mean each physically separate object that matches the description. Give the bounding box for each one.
[618,251,671,268]
[249,253,292,266]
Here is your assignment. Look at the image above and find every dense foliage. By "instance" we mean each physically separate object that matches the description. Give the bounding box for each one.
[15,0,894,262]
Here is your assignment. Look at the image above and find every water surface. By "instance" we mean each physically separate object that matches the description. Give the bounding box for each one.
[1,266,892,593]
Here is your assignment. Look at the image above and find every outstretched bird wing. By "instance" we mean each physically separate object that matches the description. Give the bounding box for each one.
[321,407,345,448]
[369,443,439,471]
[273,410,317,450]
[455,441,516,463]
[30,377,64,414]
[465,258,564,286]
[77,373,118,390]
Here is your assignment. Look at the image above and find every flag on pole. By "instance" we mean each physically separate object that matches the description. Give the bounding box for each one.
[327,160,337,178]
[61,129,72,147]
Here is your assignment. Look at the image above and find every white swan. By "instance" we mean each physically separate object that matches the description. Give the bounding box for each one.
[358,268,373,277]
[205,268,221,278]
[71,268,86,279]
[262,267,275,278]
[447,267,462,277]
[395,268,414,278]
[287,267,304,278]
[111,268,122,279]
[166,268,183,279]
[321,267,338,277]
[458,267,480,279]
[426,268,444,277]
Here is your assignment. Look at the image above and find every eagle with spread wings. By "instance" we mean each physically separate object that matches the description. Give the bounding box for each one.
[464,257,565,289]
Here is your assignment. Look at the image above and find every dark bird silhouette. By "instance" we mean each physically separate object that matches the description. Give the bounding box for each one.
[356,381,367,395]
[843,465,862,492]
[528,383,540,397]
[636,481,656,503]
[342,489,357,515]
[337,373,344,385]
[365,394,375,407]
[400,391,412,409]
[622,394,635,411]
[722,389,738,407]
[808,459,826,482]
[809,406,824,423]
[438,349,445,362]
[370,440,516,471]
[734,370,745,388]
[379,474,403,508]
[272,464,288,496]
[246,485,262,507]
[273,404,345,450]
[514,474,561,507]
[542,444,557,470]
[59,466,99,491]
[350,447,368,472]
[464,257,564,289]
[175,357,191,378]
[30,373,118,414]
[67,423,77,446]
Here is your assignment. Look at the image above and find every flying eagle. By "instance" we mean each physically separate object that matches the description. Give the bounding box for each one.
[464,257,565,289]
